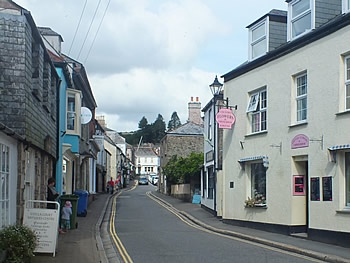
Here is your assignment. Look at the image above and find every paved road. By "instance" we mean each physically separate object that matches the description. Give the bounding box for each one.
[112,184,324,263]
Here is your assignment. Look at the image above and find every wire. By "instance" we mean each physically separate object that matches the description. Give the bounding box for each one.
[68,0,88,56]
[77,0,102,60]
[84,0,111,64]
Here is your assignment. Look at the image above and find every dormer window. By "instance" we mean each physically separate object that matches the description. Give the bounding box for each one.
[249,19,267,60]
[288,0,314,40]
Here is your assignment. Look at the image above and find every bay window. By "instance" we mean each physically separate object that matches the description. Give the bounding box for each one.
[66,89,81,135]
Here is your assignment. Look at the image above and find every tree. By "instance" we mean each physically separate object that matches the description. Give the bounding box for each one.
[138,116,148,129]
[152,114,166,143]
[162,152,204,184]
[167,111,182,131]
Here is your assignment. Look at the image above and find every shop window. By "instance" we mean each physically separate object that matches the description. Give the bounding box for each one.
[345,153,350,207]
[250,163,266,206]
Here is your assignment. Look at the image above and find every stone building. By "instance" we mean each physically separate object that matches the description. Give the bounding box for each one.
[0,0,59,225]
[159,98,204,195]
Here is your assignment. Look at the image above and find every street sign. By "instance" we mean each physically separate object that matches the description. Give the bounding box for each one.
[216,108,236,129]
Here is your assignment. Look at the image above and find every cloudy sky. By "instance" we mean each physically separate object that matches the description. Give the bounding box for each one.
[15,0,288,132]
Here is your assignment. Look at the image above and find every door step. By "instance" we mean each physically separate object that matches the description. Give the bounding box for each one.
[290,233,308,239]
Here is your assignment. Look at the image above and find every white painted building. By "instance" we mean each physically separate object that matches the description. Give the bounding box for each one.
[222,0,350,246]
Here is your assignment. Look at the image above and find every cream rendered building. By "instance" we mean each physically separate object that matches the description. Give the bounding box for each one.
[222,0,350,246]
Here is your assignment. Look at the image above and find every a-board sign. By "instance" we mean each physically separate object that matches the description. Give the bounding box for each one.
[23,201,60,257]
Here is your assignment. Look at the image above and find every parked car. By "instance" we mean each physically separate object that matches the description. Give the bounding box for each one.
[138,177,148,185]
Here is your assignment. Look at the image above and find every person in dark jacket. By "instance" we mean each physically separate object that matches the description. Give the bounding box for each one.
[47,177,59,209]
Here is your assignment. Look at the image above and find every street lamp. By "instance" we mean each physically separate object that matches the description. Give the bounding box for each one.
[209,75,223,96]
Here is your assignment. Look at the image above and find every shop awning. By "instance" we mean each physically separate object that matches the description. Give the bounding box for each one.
[328,144,350,151]
[238,155,269,169]
[327,144,350,162]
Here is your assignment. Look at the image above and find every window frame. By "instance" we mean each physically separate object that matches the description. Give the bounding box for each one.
[247,89,267,133]
[345,56,350,111]
[250,162,267,206]
[249,18,268,61]
[343,0,350,13]
[295,73,308,122]
[287,0,314,41]
[66,89,82,135]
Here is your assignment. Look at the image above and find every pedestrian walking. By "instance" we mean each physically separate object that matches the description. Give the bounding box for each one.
[109,177,115,194]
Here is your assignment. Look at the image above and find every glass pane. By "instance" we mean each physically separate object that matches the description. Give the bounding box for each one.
[297,75,307,96]
[292,12,311,37]
[261,111,267,131]
[346,57,350,81]
[346,84,350,110]
[252,113,260,133]
[345,153,350,206]
[251,163,266,204]
[260,90,267,109]
[247,93,259,112]
[297,98,307,121]
[292,0,310,18]
[252,23,265,42]
[252,39,267,59]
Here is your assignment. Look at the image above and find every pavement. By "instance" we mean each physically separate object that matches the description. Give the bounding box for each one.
[32,182,350,263]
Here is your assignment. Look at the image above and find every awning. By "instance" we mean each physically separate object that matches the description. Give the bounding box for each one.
[327,144,350,162]
[328,144,350,151]
[238,155,269,169]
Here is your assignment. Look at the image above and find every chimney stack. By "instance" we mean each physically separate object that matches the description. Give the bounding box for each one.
[188,97,203,125]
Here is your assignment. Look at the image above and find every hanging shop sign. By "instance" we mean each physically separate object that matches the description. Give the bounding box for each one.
[216,108,236,129]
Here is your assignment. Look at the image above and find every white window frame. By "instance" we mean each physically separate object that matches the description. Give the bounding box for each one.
[287,0,314,41]
[345,152,350,207]
[249,18,268,61]
[343,0,350,13]
[66,89,82,135]
[247,93,260,112]
[295,73,308,122]
[0,136,17,228]
[247,89,267,133]
[250,162,267,206]
[345,56,350,111]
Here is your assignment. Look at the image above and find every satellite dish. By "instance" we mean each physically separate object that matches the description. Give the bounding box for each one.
[81,107,92,124]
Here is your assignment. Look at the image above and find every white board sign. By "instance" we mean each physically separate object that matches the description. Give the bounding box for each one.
[81,107,92,124]
[23,201,60,257]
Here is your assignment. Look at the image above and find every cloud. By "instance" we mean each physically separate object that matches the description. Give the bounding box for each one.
[91,67,214,131]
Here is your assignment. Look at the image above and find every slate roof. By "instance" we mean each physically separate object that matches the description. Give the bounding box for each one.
[167,121,203,136]
[135,147,157,157]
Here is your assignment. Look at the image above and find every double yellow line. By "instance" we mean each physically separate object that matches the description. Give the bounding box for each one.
[109,192,133,263]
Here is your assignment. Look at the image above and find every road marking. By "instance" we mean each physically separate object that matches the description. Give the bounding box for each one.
[146,192,324,263]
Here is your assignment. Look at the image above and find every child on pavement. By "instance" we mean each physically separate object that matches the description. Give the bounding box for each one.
[61,201,73,233]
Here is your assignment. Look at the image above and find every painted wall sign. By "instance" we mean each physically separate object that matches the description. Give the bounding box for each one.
[215,108,236,129]
[291,134,309,149]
